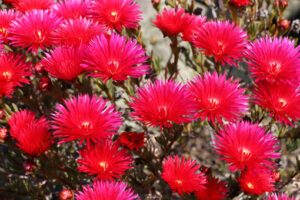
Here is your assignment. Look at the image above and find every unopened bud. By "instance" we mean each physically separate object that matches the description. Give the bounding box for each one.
[278,19,290,30]
[152,0,160,6]
[23,160,35,172]
[35,62,45,74]
[272,171,281,182]
[0,109,5,120]
[0,128,7,141]
[59,189,73,200]
[38,77,51,91]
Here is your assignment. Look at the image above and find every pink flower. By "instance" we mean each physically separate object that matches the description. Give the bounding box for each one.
[13,0,54,13]
[90,0,142,31]
[53,17,104,47]
[76,180,139,200]
[252,81,300,126]
[229,0,252,7]
[51,0,91,20]
[195,176,228,200]
[161,155,206,196]
[51,94,122,145]
[41,46,85,81]
[193,20,248,66]
[130,80,197,128]
[0,9,21,42]
[153,8,193,37]
[77,140,133,181]
[0,52,32,98]
[264,193,296,200]
[82,33,149,82]
[214,121,280,172]
[188,72,248,125]
[8,110,52,156]
[9,9,61,53]
[181,15,206,42]
[245,36,300,85]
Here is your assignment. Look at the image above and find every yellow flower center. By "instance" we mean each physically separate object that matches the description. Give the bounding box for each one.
[269,61,281,75]
[240,147,251,161]
[278,98,287,108]
[247,182,254,189]
[99,161,108,171]
[176,179,183,185]
[2,71,12,81]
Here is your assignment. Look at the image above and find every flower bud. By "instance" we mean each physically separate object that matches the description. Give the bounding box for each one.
[152,0,160,6]
[0,109,5,120]
[59,189,73,200]
[0,128,7,141]
[35,62,45,74]
[23,160,35,172]
[38,77,51,91]
[278,19,290,30]
[272,171,281,182]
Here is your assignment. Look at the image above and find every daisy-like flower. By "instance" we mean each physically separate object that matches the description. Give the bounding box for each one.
[238,168,276,195]
[51,0,91,20]
[213,121,280,172]
[7,110,53,156]
[187,72,248,125]
[9,9,61,53]
[181,15,206,42]
[195,176,228,200]
[82,33,149,82]
[193,20,248,66]
[41,46,85,81]
[264,193,296,200]
[161,155,206,196]
[76,181,138,200]
[229,0,252,7]
[90,0,142,31]
[119,132,145,151]
[153,8,193,37]
[0,52,32,98]
[130,80,197,128]
[77,140,133,181]
[53,17,104,47]
[0,10,21,42]
[51,94,122,145]
[245,37,300,84]
[13,0,55,13]
[252,81,300,126]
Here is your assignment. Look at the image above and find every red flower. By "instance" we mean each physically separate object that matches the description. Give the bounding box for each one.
[41,46,85,81]
[229,0,252,7]
[264,193,296,200]
[77,140,133,181]
[195,176,228,200]
[9,9,61,53]
[8,110,52,156]
[214,121,280,172]
[153,8,193,37]
[90,0,142,31]
[53,17,104,47]
[252,81,300,126]
[193,20,248,66]
[0,52,32,98]
[245,37,300,85]
[76,181,138,200]
[162,155,206,196]
[82,33,149,82]
[238,168,276,195]
[130,80,197,128]
[13,0,54,13]
[51,94,122,145]
[0,9,21,42]
[51,0,91,20]
[119,132,145,150]
[188,72,248,125]
[181,15,206,42]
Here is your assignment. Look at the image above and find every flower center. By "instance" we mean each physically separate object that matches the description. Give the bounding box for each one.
[268,61,281,75]
[107,60,120,75]
[208,97,219,110]
[99,161,108,171]
[79,121,93,130]
[110,11,120,23]
[0,27,7,35]
[158,105,168,118]
[246,182,254,189]
[278,98,287,108]
[2,71,12,81]
[35,30,45,43]
[214,41,226,56]
[175,179,183,185]
[240,147,251,161]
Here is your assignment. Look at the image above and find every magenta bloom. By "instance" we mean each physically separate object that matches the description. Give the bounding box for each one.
[41,46,85,81]
[90,0,142,31]
[245,36,300,84]
[76,181,138,200]
[13,0,55,13]
[51,0,91,20]
[264,193,296,200]
[8,110,53,156]
[0,52,32,97]
[51,94,122,145]
[9,9,61,53]
[82,33,149,82]
[53,17,104,47]
[162,155,206,196]
[188,72,248,125]
[153,8,193,37]
[77,140,133,181]
[252,81,300,126]
[130,80,197,128]
[214,121,280,172]
[193,20,248,66]
[0,10,21,42]
[181,15,206,42]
